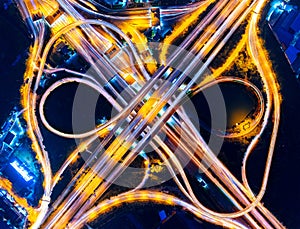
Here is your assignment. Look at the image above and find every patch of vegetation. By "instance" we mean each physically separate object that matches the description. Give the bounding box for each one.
[210,19,248,69]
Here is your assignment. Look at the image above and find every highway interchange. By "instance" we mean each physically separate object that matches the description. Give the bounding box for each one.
[5,0,286,228]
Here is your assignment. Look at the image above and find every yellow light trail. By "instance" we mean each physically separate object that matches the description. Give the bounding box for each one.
[117,21,157,74]
[159,0,214,64]
[14,0,285,228]
[69,191,248,229]
[20,43,53,225]
[198,32,247,88]
[0,178,38,223]
[212,34,247,78]
[24,0,59,18]
[74,0,98,11]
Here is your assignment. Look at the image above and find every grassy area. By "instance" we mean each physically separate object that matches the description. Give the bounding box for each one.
[210,19,248,69]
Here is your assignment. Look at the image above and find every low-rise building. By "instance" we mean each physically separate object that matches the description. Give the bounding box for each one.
[1,157,36,196]
[0,108,25,162]
[267,1,300,77]
[0,108,37,197]
[0,189,27,229]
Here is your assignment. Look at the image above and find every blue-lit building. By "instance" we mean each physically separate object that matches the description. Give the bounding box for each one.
[0,109,25,162]
[1,157,36,196]
[103,0,127,8]
[0,108,24,147]
[0,189,27,229]
[0,108,37,227]
[0,108,36,196]
[267,1,300,76]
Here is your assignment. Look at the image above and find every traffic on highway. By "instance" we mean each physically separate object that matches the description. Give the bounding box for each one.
[0,0,287,228]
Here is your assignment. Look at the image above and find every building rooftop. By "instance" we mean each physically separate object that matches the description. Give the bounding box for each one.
[268,1,300,75]
[3,132,15,146]
[273,27,294,48]
[1,157,35,196]
[286,46,299,64]
[0,189,27,229]
[290,14,300,33]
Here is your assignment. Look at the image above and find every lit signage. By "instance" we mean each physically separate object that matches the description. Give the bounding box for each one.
[10,160,33,182]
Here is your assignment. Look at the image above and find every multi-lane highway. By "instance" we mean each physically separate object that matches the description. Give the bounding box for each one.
[40,1,256,227]
[7,0,287,228]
